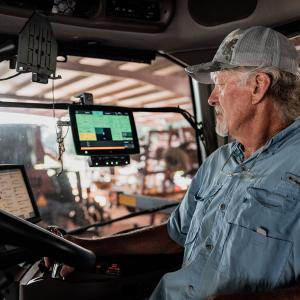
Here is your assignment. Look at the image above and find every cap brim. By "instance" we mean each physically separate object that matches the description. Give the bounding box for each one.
[185,61,237,84]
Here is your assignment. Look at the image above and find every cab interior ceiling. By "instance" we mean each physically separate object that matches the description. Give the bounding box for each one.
[0,0,300,67]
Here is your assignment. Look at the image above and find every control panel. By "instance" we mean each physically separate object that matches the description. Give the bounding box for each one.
[106,0,160,22]
[0,0,175,33]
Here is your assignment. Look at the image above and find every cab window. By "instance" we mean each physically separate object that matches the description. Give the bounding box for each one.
[0,55,198,235]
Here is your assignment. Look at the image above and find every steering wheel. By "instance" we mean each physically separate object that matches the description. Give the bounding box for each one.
[0,210,96,271]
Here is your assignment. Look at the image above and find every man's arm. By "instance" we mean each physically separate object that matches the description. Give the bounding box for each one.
[67,222,183,256]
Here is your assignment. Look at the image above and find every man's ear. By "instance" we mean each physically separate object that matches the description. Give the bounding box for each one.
[251,73,271,104]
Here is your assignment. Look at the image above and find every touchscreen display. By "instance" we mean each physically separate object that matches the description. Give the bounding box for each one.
[70,106,140,156]
[0,168,36,220]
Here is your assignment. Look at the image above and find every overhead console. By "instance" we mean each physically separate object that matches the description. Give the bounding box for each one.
[0,0,175,33]
[188,0,257,26]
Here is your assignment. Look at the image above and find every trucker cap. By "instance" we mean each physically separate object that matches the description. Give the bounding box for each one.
[185,26,299,84]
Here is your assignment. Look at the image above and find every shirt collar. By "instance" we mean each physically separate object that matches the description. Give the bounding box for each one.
[267,118,300,153]
[230,118,300,158]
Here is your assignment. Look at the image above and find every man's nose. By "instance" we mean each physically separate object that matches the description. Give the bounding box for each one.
[207,87,219,107]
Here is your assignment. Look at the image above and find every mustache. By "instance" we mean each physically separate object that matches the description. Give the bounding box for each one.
[215,106,224,115]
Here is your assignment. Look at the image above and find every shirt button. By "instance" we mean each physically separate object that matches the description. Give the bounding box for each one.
[188,284,194,292]
[206,244,213,251]
[219,203,226,210]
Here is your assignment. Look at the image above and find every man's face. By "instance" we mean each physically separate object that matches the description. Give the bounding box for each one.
[208,70,253,138]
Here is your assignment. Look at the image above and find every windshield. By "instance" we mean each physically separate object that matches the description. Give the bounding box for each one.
[0,55,198,236]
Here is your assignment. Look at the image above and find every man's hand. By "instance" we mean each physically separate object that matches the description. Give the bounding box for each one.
[44,257,75,278]
[44,227,78,278]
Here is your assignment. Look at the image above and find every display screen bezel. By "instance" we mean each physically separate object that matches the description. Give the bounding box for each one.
[69,105,140,156]
[0,164,41,224]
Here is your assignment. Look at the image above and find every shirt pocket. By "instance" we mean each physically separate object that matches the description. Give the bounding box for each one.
[247,172,300,214]
[193,183,223,216]
[275,172,300,211]
[218,175,296,288]
[184,184,222,260]
[218,221,292,288]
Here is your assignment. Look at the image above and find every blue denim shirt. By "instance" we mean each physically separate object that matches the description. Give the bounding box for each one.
[150,118,300,300]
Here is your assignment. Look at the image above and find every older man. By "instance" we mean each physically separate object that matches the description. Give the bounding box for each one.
[152,26,300,299]
[55,26,300,300]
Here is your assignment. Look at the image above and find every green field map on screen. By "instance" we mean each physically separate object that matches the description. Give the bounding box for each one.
[76,112,133,141]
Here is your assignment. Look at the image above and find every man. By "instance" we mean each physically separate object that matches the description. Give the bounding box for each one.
[52,26,300,299]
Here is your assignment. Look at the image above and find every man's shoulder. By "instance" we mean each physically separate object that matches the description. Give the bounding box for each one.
[205,142,233,162]
[196,142,233,177]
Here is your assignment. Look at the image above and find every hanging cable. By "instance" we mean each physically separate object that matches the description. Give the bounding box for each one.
[51,77,66,176]
[0,72,23,81]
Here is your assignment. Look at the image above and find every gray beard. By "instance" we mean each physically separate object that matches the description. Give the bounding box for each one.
[215,120,229,137]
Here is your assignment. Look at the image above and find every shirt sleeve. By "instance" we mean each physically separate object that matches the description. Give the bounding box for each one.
[166,145,228,246]
[167,167,204,246]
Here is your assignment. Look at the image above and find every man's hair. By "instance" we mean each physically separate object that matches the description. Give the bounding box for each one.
[236,67,300,121]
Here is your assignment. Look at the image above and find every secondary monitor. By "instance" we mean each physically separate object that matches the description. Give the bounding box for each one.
[0,165,40,223]
[69,105,140,156]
